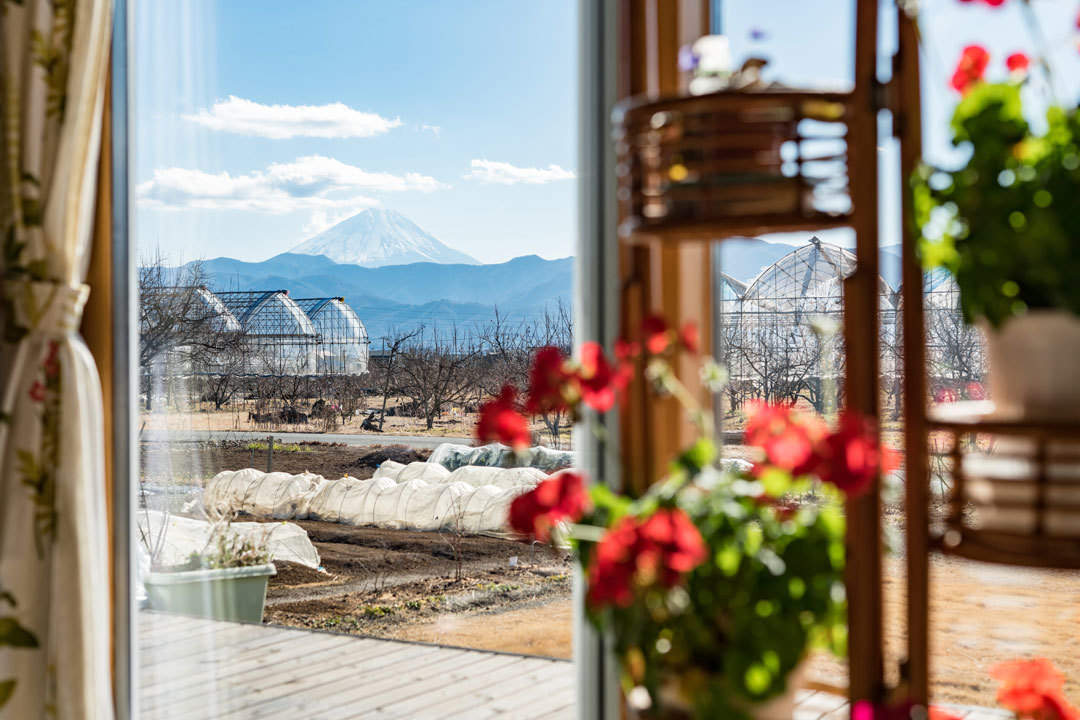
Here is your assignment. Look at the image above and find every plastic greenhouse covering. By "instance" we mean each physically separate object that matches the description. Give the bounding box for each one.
[373,461,544,489]
[429,442,574,472]
[202,466,566,535]
[137,510,321,569]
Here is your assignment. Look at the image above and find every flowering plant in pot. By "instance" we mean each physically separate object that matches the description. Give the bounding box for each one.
[477,317,896,719]
[912,2,1080,419]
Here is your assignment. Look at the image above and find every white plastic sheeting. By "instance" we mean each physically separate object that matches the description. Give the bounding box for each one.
[203,468,324,519]
[428,443,574,472]
[372,461,451,484]
[446,465,546,489]
[202,468,549,535]
[372,461,543,489]
[137,510,321,569]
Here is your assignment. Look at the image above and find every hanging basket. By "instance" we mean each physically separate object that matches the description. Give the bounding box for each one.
[613,90,855,243]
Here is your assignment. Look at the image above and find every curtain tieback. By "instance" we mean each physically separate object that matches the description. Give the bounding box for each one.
[3,278,91,335]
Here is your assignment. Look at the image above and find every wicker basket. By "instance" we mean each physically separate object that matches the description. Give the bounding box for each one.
[613,90,854,243]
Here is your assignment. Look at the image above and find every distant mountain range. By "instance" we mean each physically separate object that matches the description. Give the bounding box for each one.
[185,210,905,343]
[291,208,479,267]
[198,253,573,343]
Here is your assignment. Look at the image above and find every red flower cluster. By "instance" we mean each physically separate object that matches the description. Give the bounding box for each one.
[524,342,630,416]
[959,0,1006,5]
[744,402,827,477]
[478,341,632,448]
[951,44,989,94]
[1006,52,1031,74]
[991,658,1079,720]
[476,385,531,450]
[633,315,699,357]
[508,471,591,542]
[587,507,707,608]
[744,404,899,497]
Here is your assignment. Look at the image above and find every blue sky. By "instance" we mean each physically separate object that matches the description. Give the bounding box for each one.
[136,0,1080,264]
[136,0,578,263]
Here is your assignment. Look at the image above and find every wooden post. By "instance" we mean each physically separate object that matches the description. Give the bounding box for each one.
[267,435,274,473]
[844,0,885,704]
[617,0,713,494]
[897,5,930,704]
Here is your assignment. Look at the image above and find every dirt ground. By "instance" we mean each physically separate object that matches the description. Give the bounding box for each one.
[140,441,431,484]
[264,521,573,657]
[140,396,572,445]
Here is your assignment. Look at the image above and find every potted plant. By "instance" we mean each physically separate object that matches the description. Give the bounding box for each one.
[143,518,276,624]
[912,5,1080,420]
[476,317,895,719]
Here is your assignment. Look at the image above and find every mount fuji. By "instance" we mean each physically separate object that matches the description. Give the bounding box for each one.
[290,208,479,267]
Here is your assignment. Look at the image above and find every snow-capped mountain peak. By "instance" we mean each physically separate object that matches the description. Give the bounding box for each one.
[290,208,479,267]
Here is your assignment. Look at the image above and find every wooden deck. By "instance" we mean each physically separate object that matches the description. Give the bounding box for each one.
[138,612,1010,719]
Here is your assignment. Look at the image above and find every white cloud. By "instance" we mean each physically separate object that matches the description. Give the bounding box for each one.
[421,124,442,139]
[464,159,576,185]
[184,96,402,139]
[137,155,447,213]
[303,208,361,236]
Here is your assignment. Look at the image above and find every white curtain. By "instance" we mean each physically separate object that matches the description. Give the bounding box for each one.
[0,0,115,718]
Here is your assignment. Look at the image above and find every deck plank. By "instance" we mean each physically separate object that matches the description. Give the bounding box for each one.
[137,611,1007,719]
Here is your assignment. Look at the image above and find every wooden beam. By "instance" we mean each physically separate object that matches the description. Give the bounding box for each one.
[617,0,713,494]
[897,6,930,705]
[843,0,885,704]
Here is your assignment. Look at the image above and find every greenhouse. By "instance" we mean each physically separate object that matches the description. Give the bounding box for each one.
[215,289,320,376]
[718,237,900,410]
[294,297,371,375]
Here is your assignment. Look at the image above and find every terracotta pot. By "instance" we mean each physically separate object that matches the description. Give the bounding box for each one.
[982,310,1080,421]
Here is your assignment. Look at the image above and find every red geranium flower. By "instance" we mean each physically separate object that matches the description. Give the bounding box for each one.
[525,346,578,415]
[991,658,1076,718]
[816,412,898,497]
[1006,52,1031,74]
[678,321,700,353]
[951,44,990,93]
[744,402,827,477]
[578,341,631,413]
[28,380,46,403]
[586,508,706,609]
[636,507,707,586]
[966,381,986,400]
[509,470,591,542]
[614,338,641,362]
[959,0,1006,6]
[587,517,640,608]
[642,315,671,355]
[477,385,531,450]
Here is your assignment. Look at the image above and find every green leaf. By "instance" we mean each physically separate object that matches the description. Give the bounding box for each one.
[675,438,717,475]
[0,618,39,648]
[0,680,15,711]
[758,467,792,498]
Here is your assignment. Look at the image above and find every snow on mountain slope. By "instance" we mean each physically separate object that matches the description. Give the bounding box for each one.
[290,208,479,267]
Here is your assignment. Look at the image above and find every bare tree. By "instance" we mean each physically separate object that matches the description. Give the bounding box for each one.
[139,253,244,369]
[396,324,479,430]
[374,326,423,431]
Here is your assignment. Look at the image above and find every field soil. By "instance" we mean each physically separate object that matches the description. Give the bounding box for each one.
[265,522,573,657]
[141,441,431,484]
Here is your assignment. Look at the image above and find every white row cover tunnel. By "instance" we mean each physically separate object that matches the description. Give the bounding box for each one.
[203,462,556,535]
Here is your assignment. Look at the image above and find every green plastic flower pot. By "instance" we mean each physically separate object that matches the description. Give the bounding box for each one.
[144,563,276,624]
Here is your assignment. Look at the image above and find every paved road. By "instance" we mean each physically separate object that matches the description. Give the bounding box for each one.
[139,428,472,450]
